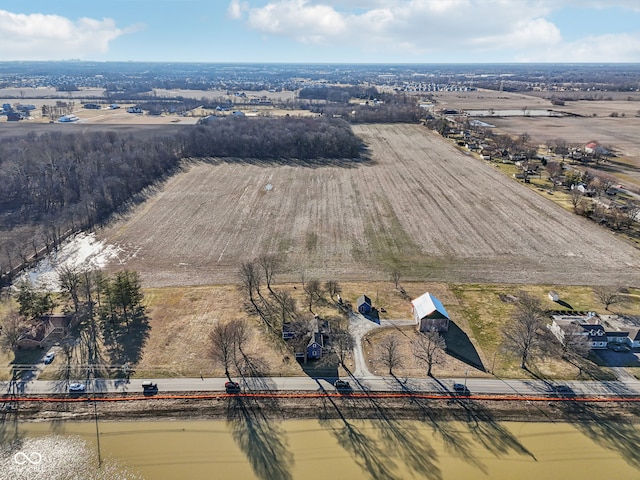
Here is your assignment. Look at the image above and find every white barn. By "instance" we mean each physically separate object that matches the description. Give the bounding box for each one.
[411,292,450,333]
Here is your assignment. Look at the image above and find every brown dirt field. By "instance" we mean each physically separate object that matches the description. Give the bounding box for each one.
[97,123,640,288]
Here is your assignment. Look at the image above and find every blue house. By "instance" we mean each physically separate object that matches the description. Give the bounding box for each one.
[357,295,372,315]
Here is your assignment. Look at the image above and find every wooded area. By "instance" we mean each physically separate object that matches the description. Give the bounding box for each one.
[0,118,365,284]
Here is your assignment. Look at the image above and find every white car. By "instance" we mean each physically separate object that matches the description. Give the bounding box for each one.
[69,383,86,392]
[43,352,55,364]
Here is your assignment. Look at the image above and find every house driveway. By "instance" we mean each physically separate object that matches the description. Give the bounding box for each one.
[348,312,414,378]
[594,349,640,382]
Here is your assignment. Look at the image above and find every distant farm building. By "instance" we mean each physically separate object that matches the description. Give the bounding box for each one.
[356,295,373,315]
[411,292,450,332]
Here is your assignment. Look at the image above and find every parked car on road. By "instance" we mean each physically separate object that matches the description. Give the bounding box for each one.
[69,383,85,393]
[334,379,351,391]
[142,381,158,392]
[453,383,470,395]
[43,352,55,364]
[225,381,241,393]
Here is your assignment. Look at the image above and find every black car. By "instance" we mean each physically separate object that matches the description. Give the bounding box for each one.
[453,383,470,395]
[225,381,241,393]
[142,381,158,392]
[334,379,351,391]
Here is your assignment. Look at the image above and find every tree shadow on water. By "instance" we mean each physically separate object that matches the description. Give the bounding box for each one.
[323,378,444,480]
[319,396,402,480]
[226,395,294,480]
[390,376,487,475]
[559,400,640,470]
[432,378,537,461]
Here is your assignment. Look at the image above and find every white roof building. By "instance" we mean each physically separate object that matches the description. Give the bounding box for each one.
[411,292,450,332]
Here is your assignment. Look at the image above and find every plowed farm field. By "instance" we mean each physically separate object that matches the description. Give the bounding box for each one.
[98,123,640,287]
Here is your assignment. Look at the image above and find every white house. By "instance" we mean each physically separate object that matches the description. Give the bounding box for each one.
[411,292,450,333]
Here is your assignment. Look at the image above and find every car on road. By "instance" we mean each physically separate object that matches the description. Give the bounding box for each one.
[142,381,158,392]
[69,383,85,393]
[334,379,351,391]
[43,352,55,364]
[453,383,470,395]
[225,381,241,393]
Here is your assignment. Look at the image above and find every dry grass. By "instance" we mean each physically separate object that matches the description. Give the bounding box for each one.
[136,285,301,377]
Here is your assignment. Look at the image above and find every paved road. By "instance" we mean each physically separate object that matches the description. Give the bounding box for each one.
[4,374,639,398]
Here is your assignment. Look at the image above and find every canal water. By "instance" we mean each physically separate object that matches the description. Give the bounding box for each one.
[1,418,639,479]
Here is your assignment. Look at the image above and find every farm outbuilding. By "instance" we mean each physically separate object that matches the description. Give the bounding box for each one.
[357,295,372,314]
[411,292,450,332]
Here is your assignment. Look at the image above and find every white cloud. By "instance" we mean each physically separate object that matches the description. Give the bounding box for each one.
[517,33,640,62]
[0,10,131,60]
[227,0,248,20]
[233,0,640,61]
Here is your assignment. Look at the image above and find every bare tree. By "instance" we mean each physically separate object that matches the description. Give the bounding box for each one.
[287,319,313,363]
[325,280,341,302]
[545,161,563,189]
[58,265,82,314]
[209,320,238,380]
[391,269,401,290]
[239,261,271,327]
[275,290,297,327]
[411,331,446,377]
[570,188,584,212]
[303,279,323,313]
[502,293,545,369]
[560,322,591,359]
[593,286,622,311]
[257,254,281,296]
[331,327,355,368]
[0,308,23,353]
[378,335,403,375]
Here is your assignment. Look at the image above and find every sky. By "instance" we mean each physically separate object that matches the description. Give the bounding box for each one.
[1,1,639,63]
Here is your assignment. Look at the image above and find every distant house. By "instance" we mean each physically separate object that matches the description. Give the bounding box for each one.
[549,313,632,350]
[356,295,372,315]
[411,292,450,332]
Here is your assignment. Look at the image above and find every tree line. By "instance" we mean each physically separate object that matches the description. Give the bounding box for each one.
[184,116,364,159]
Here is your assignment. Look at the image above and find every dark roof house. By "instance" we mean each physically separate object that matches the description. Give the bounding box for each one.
[357,295,372,315]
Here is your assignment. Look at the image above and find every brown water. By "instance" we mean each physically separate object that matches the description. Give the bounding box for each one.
[2,418,639,479]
